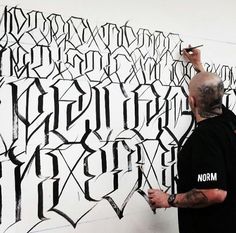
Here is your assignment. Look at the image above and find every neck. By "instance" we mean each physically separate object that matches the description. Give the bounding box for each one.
[195,108,223,123]
[195,114,205,123]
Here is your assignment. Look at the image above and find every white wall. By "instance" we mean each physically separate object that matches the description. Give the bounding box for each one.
[1,0,236,43]
[0,1,236,233]
[2,0,236,63]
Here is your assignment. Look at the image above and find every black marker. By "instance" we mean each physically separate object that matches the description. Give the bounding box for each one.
[184,44,203,52]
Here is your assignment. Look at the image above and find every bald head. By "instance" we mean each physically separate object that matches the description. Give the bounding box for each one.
[189,72,224,118]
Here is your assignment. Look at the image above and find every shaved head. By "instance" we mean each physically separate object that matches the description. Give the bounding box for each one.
[189,72,224,118]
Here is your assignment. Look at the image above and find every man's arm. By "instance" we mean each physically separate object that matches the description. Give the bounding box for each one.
[183,47,205,73]
[148,188,227,209]
[173,188,227,208]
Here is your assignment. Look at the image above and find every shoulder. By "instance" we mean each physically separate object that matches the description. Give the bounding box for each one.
[191,121,223,151]
[192,122,216,139]
[222,105,236,129]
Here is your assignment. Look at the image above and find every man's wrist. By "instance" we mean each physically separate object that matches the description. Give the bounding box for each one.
[167,194,177,207]
[193,62,204,73]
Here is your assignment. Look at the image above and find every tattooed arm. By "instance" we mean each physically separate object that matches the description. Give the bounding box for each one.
[148,188,227,209]
[173,188,227,208]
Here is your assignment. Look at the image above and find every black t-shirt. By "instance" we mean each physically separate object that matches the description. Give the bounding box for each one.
[177,106,236,233]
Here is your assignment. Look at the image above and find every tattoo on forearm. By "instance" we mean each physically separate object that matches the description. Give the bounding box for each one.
[194,67,201,73]
[176,189,209,208]
[185,189,208,207]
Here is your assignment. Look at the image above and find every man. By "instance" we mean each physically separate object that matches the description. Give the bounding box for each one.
[148,48,236,233]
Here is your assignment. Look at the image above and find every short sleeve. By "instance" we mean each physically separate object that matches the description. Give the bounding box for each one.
[191,131,227,190]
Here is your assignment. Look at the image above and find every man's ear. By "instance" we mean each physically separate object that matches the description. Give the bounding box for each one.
[188,96,196,110]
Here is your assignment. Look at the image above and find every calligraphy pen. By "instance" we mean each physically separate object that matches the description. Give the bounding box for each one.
[183,44,204,52]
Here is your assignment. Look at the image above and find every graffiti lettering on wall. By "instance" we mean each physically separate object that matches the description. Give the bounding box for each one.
[0,5,235,232]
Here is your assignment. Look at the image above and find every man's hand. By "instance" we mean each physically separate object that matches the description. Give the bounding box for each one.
[148,189,170,209]
[183,46,205,73]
